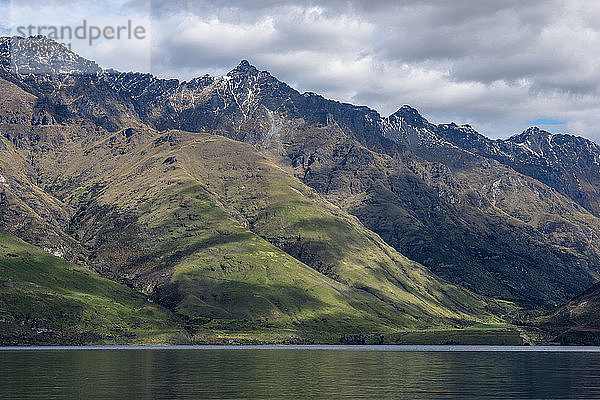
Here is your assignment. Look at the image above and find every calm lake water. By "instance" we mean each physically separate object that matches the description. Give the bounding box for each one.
[2,345,600,399]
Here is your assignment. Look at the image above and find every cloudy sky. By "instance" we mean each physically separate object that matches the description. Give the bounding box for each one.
[4,0,600,140]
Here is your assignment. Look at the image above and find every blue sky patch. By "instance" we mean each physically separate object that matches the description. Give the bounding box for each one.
[529,118,565,126]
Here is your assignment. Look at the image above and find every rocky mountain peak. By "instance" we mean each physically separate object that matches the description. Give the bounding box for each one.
[380,105,450,149]
[390,104,430,127]
[228,59,260,77]
[509,126,553,144]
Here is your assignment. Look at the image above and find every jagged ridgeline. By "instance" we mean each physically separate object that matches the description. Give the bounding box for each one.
[1,35,600,343]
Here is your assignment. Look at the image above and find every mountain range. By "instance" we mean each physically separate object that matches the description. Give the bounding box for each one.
[1,35,600,344]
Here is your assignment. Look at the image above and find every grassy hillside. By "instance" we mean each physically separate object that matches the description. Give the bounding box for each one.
[0,230,186,344]
[0,122,507,340]
[178,133,501,324]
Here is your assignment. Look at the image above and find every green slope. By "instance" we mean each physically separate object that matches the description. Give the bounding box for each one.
[177,133,500,324]
[0,230,186,344]
[3,125,505,336]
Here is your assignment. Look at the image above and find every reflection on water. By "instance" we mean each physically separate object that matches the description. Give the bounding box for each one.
[2,346,600,399]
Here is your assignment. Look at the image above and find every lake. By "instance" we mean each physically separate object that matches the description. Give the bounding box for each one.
[2,345,600,399]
